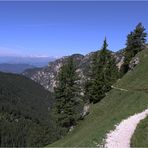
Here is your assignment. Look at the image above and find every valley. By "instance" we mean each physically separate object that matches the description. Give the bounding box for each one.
[0,72,59,147]
[0,1,148,147]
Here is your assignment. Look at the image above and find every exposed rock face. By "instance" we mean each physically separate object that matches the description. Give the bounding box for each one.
[69,126,74,132]
[22,50,124,92]
[113,49,125,70]
[23,54,85,92]
[129,57,140,70]
[81,103,90,118]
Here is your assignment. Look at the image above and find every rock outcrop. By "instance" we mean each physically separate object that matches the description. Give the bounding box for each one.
[129,57,140,71]
[22,50,124,92]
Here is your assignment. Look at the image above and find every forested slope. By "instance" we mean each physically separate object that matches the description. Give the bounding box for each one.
[0,72,59,147]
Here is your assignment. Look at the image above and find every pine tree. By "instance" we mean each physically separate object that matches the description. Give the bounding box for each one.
[84,38,119,103]
[54,56,82,131]
[121,23,147,74]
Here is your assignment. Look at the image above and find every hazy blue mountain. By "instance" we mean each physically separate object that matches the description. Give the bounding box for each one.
[0,63,35,74]
[0,56,56,67]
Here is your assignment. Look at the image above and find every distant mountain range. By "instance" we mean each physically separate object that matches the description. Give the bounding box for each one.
[0,63,35,74]
[0,56,56,67]
[0,56,56,74]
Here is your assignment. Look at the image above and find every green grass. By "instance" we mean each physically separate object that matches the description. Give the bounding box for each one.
[48,48,148,147]
[131,117,148,147]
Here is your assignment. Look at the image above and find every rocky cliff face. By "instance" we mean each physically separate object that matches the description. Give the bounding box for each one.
[22,50,124,92]
[23,54,85,92]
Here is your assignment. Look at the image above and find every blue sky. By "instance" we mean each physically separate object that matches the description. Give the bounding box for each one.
[0,1,148,57]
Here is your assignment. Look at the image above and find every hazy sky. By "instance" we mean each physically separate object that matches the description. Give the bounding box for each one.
[0,1,148,57]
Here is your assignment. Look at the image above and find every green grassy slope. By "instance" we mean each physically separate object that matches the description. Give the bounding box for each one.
[49,48,148,147]
[131,117,148,147]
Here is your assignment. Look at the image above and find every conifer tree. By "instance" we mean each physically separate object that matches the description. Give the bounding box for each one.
[54,56,82,131]
[121,22,147,74]
[84,38,119,103]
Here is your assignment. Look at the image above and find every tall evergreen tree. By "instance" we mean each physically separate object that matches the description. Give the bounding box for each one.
[54,56,82,131]
[84,38,119,103]
[121,22,147,74]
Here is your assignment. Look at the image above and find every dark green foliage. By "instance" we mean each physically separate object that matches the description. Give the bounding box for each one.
[54,57,83,131]
[85,38,119,103]
[121,22,147,74]
[0,72,59,147]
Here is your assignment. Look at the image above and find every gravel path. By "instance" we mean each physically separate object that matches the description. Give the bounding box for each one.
[103,109,148,148]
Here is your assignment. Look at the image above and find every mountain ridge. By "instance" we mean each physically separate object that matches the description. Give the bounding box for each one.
[48,47,148,147]
[23,49,124,92]
[0,56,56,67]
[0,63,35,74]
